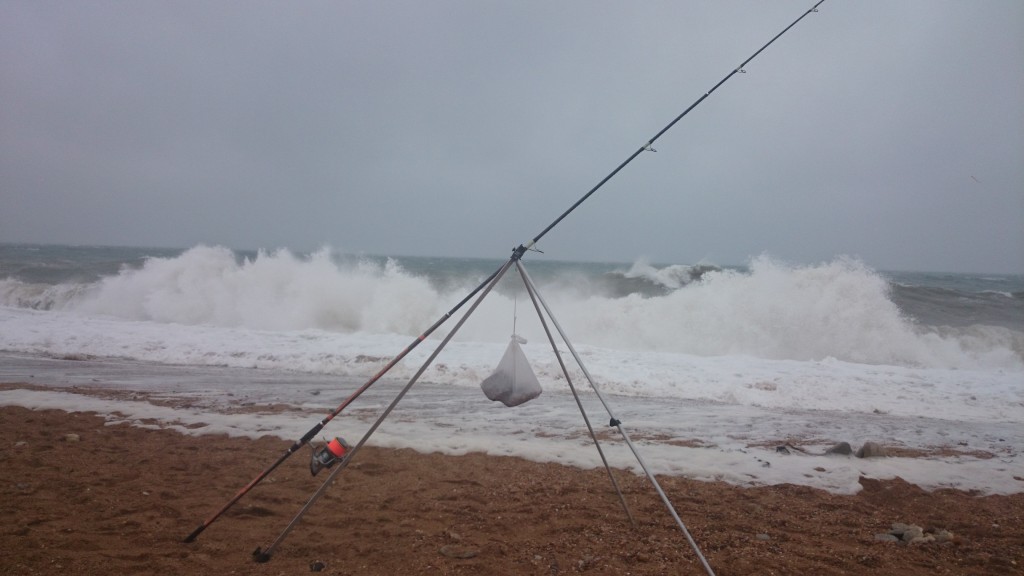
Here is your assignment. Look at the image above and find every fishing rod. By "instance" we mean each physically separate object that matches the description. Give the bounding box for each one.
[243,0,828,563]
[253,258,515,562]
[182,265,503,543]
[519,0,827,256]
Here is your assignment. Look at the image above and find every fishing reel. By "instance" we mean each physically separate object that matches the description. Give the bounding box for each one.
[309,436,351,476]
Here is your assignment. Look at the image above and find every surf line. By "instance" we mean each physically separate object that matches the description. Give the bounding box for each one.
[185,1,829,571]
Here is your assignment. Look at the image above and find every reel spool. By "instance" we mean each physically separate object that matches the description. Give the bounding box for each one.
[309,437,351,476]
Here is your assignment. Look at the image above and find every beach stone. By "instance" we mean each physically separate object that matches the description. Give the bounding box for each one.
[875,533,899,542]
[14,441,27,448]
[825,442,853,455]
[902,527,924,542]
[755,533,771,541]
[891,523,924,542]
[64,434,80,443]
[856,442,887,458]
[890,522,910,533]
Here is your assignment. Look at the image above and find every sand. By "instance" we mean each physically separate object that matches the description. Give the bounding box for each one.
[1,400,1022,575]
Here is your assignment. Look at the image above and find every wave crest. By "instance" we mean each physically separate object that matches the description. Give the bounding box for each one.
[3,247,1020,370]
[536,256,1022,369]
[70,245,443,334]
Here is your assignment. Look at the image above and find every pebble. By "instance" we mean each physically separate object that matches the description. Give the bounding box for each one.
[898,525,923,542]
[882,523,957,546]
[856,442,887,458]
[64,434,80,443]
[909,535,935,545]
[825,442,853,456]
[755,533,771,541]
[578,554,596,569]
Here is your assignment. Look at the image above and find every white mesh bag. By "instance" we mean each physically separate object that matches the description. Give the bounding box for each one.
[480,335,542,407]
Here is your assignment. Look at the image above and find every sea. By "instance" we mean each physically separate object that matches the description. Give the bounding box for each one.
[1,243,1022,495]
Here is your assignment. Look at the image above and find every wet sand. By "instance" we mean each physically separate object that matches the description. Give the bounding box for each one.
[1,403,1022,575]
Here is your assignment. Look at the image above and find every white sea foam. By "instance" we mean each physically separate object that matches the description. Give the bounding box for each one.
[64,246,440,335]
[620,259,696,289]
[0,369,1020,496]
[0,302,1020,423]
[4,246,1019,371]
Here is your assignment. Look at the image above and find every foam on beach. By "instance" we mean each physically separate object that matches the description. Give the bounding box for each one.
[1,358,1021,496]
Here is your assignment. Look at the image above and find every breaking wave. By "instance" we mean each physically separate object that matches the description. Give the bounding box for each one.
[599,260,720,297]
[1,246,1021,370]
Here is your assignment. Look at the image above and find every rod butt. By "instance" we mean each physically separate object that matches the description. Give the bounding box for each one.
[183,525,204,543]
[252,547,272,563]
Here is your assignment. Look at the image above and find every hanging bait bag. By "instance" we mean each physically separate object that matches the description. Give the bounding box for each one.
[481,334,542,407]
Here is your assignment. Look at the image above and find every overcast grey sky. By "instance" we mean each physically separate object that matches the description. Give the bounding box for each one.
[2,1,1022,273]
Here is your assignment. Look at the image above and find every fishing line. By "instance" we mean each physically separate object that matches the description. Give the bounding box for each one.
[513,293,518,335]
